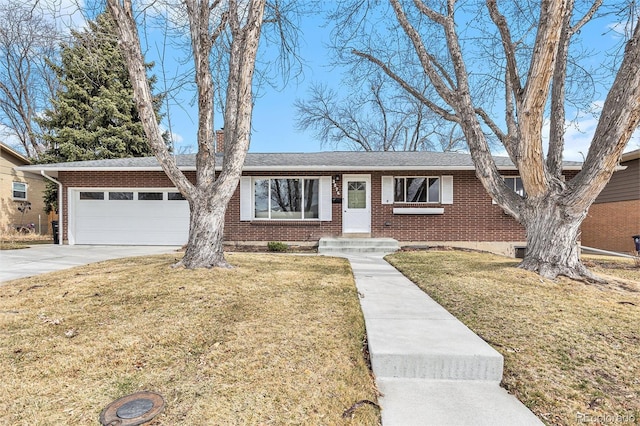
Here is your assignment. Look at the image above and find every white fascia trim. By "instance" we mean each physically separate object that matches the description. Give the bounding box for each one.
[241,165,583,171]
[17,166,197,172]
[17,164,584,173]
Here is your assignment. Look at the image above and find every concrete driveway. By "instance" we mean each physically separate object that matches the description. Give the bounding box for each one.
[0,245,180,283]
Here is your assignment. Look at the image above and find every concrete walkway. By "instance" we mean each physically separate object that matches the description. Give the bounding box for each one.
[344,254,543,426]
[0,245,179,283]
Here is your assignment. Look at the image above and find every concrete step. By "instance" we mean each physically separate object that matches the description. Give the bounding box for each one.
[318,237,399,255]
[377,378,543,425]
[366,316,504,381]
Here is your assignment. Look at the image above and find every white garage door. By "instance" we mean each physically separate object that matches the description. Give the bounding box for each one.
[72,189,190,245]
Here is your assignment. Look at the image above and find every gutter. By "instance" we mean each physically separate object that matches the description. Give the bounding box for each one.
[40,171,63,245]
[19,164,587,173]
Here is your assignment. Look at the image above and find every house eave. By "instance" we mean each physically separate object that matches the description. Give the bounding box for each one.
[18,164,584,173]
[1,142,31,164]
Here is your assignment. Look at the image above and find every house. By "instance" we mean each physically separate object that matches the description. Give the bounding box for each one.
[18,150,585,257]
[0,142,50,235]
[581,149,640,254]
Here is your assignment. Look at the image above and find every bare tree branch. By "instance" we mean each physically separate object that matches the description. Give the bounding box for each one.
[487,0,523,100]
[547,0,603,177]
[0,0,60,157]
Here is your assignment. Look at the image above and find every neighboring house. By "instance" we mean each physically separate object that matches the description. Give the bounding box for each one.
[581,149,640,254]
[0,142,50,235]
[18,151,583,257]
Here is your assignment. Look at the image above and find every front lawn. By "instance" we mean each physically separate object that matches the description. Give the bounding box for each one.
[386,250,639,426]
[0,253,379,425]
[0,231,52,249]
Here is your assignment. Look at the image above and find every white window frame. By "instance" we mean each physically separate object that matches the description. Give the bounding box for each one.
[394,176,441,204]
[251,177,323,221]
[12,182,27,200]
[504,176,525,197]
[383,175,453,206]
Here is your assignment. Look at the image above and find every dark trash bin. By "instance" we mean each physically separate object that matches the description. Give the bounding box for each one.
[52,220,59,244]
[633,235,640,252]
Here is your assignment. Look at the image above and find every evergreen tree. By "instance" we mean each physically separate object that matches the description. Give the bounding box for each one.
[39,12,164,163]
[38,12,166,213]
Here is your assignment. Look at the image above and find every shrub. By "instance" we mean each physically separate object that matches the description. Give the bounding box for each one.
[267,241,289,252]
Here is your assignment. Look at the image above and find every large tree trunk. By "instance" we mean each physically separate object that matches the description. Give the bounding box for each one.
[519,196,598,281]
[108,0,265,269]
[353,0,639,282]
[178,194,230,269]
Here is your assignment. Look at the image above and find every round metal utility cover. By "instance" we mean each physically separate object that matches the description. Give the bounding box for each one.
[99,391,164,426]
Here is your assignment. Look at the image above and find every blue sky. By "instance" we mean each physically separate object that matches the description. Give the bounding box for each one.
[153,4,639,160]
[155,11,333,155]
[5,1,639,160]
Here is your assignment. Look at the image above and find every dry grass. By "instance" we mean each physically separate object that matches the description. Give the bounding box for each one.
[386,250,640,426]
[0,230,52,250]
[0,253,379,425]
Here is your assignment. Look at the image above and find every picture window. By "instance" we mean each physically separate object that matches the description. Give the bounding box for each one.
[254,178,319,220]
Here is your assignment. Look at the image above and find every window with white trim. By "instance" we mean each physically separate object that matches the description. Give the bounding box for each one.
[253,178,320,220]
[168,192,186,200]
[79,191,104,200]
[138,192,163,201]
[109,191,133,200]
[12,182,27,200]
[394,177,440,203]
[504,176,525,197]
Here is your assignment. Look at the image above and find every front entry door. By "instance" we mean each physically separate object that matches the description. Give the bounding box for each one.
[342,175,371,234]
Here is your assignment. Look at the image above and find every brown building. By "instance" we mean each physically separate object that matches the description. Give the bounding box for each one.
[18,151,582,257]
[0,142,50,235]
[581,149,640,254]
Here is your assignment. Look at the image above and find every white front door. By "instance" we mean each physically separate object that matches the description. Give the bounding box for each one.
[342,175,371,234]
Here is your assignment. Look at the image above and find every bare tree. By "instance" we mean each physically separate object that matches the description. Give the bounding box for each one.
[295,74,466,152]
[106,0,267,268]
[337,0,639,281]
[0,1,60,158]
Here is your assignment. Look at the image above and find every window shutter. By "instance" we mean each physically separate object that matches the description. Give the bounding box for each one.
[319,176,332,221]
[239,177,252,221]
[441,175,453,204]
[381,176,394,204]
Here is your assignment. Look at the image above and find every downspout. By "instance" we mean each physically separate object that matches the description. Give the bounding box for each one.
[40,171,63,245]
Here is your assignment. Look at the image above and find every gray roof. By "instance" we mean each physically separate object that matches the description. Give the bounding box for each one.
[18,151,583,174]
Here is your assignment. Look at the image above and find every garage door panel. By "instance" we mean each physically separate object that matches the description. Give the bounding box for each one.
[74,190,189,245]
[76,230,187,245]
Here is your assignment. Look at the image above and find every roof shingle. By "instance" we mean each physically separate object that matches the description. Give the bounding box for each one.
[18,151,583,172]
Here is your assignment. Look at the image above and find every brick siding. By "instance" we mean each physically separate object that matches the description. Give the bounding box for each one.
[581,199,640,253]
[58,169,528,245]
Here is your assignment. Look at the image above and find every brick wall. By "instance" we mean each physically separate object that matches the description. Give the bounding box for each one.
[581,199,640,253]
[58,169,528,246]
[368,170,525,242]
